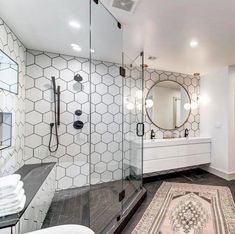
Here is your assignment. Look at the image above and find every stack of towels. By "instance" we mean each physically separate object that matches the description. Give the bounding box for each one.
[0,174,26,217]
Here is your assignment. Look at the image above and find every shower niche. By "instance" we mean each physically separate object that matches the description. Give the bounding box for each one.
[0,112,12,150]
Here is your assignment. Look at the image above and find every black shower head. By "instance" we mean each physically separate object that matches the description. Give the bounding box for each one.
[74,74,83,82]
[51,76,56,94]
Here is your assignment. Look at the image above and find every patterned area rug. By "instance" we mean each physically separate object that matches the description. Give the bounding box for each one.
[132,182,235,234]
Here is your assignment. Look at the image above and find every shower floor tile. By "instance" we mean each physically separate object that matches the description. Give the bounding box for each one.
[42,179,137,233]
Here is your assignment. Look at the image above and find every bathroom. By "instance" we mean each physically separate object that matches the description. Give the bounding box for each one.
[0,0,235,233]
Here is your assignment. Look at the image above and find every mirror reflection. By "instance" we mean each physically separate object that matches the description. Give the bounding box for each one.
[0,50,18,94]
[146,80,191,130]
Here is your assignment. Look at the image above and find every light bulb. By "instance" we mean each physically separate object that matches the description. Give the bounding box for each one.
[184,103,191,110]
[69,21,81,29]
[126,102,134,110]
[146,99,153,108]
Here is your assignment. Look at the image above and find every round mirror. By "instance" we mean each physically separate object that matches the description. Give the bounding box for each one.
[146,80,191,130]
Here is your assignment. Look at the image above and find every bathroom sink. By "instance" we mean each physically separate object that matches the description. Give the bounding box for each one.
[144,137,211,148]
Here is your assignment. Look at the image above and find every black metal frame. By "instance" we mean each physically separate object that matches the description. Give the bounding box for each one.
[145,79,192,131]
[0,112,12,150]
[0,49,19,95]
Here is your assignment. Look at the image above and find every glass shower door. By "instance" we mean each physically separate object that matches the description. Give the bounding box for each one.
[89,0,124,233]
[123,53,144,208]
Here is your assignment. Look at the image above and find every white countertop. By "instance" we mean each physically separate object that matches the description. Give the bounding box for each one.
[144,137,211,148]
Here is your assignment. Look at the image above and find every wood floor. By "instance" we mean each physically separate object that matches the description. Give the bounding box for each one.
[121,168,235,233]
[42,179,139,234]
[42,168,235,234]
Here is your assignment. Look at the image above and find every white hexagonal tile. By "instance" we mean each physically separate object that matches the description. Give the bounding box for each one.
[108,142,119,153]
[35,54,51,68]
[35,99,51,113]
[44,67,59,79]
[74,174,87,187]
[35,122,49,136]
[102,93,113,105]
[25,134,42,148]
[101,151,112,163]
[60,112,73,125]
[96,122,107,134]
[75,92,88,104]
[96,64,108,75]
[66,165,80,177]
[52,57,67,70]
[95,142,107,154]
[60,133,74,146]
[68,59,82,72]
[102,132,113,143]
[96,83,108,95]
[34,145,48,159]
[58,177,72,189]
[26,88,42,102]
[102,113,113,124]
[56,166,66,180]
[101,171,112,182]
[60,69,74,82]
[35,77,51,91]
[96,103,108,114]
[95,162,106,173]
[27,65,43,78]
[26,111,42,125]
[61,90,74,103]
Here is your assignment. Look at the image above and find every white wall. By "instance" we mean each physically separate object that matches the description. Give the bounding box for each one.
[201,66,235,179]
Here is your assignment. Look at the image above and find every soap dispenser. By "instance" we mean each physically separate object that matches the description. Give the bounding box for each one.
[151,130,155,139]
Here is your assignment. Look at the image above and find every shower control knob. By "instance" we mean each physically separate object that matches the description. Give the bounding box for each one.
[75,110,82,116]
[73,120,84,129]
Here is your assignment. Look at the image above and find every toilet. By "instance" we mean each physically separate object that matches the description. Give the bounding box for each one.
[26,225,95,234]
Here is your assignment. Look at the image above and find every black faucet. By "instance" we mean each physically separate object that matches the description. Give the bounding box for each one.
[184,128,189,138]
[151,130,155,139]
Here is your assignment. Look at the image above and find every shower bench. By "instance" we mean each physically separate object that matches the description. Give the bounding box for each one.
[0,163,56,234]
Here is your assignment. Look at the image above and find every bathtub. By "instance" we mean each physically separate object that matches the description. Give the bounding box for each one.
[26,225,95,234]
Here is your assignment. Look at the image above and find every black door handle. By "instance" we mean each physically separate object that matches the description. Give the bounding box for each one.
[136,123,144,137]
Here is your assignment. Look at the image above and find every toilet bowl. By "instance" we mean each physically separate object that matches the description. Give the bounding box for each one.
[26,225,95,234]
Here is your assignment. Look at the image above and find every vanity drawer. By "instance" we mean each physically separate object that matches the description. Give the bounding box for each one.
[178,143,211,156]
[144,146,178,160]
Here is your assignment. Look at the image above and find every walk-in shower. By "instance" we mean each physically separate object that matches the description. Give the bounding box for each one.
[23,0,145,233]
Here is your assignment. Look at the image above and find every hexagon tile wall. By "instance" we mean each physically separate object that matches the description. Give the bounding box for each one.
[0,18,26,176]
[25,49,126,190]
[25,50,200,190]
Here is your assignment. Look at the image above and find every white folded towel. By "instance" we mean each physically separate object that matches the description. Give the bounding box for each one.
[0,174,21,195]
[0,181,24,200]
[0,195,26,217]
[0,188,25,209]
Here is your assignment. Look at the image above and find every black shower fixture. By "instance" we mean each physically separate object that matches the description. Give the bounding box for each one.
[75,110,82,116]
[74,74,83,82]
[48,76,61,153]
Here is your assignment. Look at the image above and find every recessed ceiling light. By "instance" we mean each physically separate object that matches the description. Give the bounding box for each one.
[71,43,81,52]
[69,21,81,29]
[90,49,95,53]
[190,40,199,48]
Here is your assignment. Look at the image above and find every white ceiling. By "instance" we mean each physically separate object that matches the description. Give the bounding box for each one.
[102,0,235,75]
[1,0,235,74]
[0,0,122,64]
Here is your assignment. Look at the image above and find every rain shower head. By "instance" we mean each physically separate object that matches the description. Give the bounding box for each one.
[74,74,83,82]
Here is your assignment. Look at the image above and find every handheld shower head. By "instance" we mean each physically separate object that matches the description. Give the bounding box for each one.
[51,76,56,94]
[74,74,83,82]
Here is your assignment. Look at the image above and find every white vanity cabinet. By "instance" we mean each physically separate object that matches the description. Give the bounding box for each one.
[143,137,211,173]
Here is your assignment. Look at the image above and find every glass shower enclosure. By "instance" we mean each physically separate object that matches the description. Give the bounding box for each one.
[89,1,144,233]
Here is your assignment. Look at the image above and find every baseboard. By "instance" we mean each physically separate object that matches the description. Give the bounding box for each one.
[200,165,235,180]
